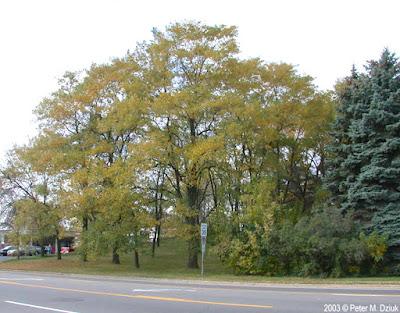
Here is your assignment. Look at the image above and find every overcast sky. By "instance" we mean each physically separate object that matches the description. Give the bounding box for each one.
[0,0,399,159]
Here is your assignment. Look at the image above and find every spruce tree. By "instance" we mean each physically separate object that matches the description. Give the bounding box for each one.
[326,66,372,210]
[327,49,400,256]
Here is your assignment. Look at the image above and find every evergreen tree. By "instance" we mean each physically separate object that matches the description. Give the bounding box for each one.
[325,67,362,208]
[327,50,400,256]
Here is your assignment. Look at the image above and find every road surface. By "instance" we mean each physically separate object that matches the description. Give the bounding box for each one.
[0,271,398,313]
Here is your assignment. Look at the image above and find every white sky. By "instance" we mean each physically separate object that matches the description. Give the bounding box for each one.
[0,0,399,159]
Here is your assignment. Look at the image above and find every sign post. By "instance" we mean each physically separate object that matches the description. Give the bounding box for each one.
[200,223,207,277]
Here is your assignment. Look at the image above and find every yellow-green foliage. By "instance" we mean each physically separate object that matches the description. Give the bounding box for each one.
[360,232,388,263]
[1,21,338,271]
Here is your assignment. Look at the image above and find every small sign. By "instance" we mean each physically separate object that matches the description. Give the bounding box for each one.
[201,223,208,238]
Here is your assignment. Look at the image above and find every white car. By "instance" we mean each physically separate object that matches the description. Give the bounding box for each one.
[0,246,15,256]
[7,248,24,256]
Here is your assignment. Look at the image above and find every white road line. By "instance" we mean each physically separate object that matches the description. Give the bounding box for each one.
[0,278,44,281]
[5,301,79,313]
[332,293,392,297]
[132,288,196,292]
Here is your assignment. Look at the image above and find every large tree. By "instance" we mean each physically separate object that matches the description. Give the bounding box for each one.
[0,145,64,258]
[327,50,400,256]
[4,21,338,272]
[131,22,257,268]
[35,59,151,264]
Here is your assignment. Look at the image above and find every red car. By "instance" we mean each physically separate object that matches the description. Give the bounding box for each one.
[60,247,74,254]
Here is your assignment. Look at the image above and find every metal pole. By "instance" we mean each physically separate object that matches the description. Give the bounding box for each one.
[201,249,204,277]
[200,223,207,278]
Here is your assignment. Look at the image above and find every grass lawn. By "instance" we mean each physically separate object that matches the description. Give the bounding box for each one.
[0,238,399,285]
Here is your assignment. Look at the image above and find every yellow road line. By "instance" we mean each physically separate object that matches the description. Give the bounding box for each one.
[0,280,272,309]
[135,295,272,308]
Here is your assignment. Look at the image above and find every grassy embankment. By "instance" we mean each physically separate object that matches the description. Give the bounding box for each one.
[0,238,399,285]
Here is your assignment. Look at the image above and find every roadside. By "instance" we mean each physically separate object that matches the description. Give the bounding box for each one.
[0,239,398,286]
[1,270,400,291]
[0,259,399,287]
[0,256,15,262]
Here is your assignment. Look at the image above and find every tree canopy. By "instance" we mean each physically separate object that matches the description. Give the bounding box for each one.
[1,22,398,276]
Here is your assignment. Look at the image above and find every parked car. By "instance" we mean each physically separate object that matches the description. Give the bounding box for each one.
[60,246,74,254]
[45,245,52,254]
[26,245,41,256]
[7,247,25,256]
[0,246,15,256]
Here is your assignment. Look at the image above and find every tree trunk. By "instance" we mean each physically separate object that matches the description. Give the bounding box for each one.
[151,226,157,257]
[112,247,120,264]
[186,185,199,269]
[55,237,61,260]
[134,249,140,268]
[41,243,45,257]
[153,167,164,252]
[81,216,88,262]
[156,223,161,247]
[17,237,20,260]
[187,236,199,268]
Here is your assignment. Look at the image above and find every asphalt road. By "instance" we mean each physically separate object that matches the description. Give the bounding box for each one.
[0,271,398,313]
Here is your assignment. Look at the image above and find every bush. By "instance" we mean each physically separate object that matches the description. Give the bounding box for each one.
[220,208,388,277]
[263,210,365,276]
[218,227,265,275]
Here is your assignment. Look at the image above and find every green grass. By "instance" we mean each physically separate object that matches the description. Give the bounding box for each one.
[0,239,231,279]
[1,239,399,285]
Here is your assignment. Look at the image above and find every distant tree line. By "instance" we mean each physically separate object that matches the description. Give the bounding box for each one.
[0,22,398,276]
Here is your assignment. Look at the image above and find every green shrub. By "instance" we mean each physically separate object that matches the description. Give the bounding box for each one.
[220,208,387,277]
